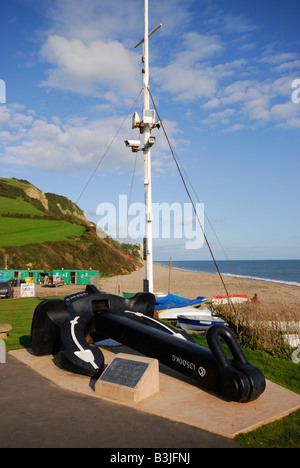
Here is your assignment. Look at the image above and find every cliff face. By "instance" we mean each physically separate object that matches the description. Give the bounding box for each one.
[23,184,49,210]
[0,178,142,275]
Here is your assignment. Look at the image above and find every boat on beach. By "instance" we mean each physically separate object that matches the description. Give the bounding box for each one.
[158,306,212,320]
[212,294,249,305]
[177,314,227,331]
[155,293,207,312]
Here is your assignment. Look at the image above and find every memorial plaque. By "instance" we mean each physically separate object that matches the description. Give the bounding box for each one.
[95,353,160,403]
[100,357,149,388]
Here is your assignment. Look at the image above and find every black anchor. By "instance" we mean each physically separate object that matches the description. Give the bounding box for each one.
[30,285,265,402]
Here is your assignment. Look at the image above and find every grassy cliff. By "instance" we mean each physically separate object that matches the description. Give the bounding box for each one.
[0,178,142,275]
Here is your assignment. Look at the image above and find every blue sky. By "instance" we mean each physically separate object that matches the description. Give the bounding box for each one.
[0,0,299,261]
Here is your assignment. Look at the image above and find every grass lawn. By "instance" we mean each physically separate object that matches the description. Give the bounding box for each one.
[191,333,300,448]
[0,297,47,349]
[0,218,85,246]
[0,196,44,216]
[191,334,300,395]
[0,297,299,448]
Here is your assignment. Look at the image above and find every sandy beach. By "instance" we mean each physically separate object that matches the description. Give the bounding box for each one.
[98,263,300,310]
[27,263,299,312]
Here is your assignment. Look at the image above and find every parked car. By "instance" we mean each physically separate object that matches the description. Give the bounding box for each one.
[8,278,26,287]
[0,282,14,299]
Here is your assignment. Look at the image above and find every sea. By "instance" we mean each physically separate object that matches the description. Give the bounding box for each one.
[156,260,300,287]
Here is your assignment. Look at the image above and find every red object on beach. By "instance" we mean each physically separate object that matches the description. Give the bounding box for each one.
[212,294,249,304]
[213,294,248,300]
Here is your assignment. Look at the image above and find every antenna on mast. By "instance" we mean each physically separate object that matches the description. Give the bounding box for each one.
[124,0,162,293]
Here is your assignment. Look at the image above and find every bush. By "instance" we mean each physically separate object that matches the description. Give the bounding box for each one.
[214,301,299,359]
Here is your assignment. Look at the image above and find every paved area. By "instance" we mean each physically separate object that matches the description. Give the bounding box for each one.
[0,353,240,449]
[3,345,300,449]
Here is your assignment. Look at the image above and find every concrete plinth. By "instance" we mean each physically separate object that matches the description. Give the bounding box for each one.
[95,353,159,404]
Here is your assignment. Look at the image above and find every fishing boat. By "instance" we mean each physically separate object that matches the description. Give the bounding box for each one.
[177,314,227,332]
[212,294,249,305]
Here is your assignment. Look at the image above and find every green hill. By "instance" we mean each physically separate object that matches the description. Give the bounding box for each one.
[0,218,85,247]
[0,178,142,275]
[0,195,43,216]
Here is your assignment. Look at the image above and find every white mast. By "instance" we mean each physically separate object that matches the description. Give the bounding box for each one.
[143,0,153,293]
[126,0,161,293]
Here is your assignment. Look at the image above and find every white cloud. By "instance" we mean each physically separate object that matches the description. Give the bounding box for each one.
[269,102,300,127]
[221,13,258,34]
[0,105,185,175]
[274,60,300,73]
[201,108,235,126]
[2,0,299,185]
[152,32,224,102]
[43,0,140,43]
[38,0,194,104]
[222,123,246,133]
[36,0,300,134]
[1,112,129,173]
[44,0,192,44]
[204,7,259,35]
[40,35,140,100]
[155,65,217,102]
[201,75,300,130]
[0,106,11,124]
[260,52,298,65]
